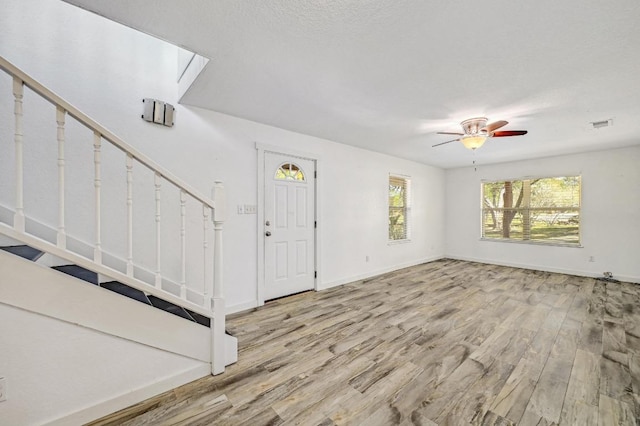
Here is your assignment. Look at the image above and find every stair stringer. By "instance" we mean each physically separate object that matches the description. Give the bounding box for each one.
[0,248,220,425]
[0,248,211,362]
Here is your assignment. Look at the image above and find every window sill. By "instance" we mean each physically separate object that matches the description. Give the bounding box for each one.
[388,239,412,246]
[479,238,583,248]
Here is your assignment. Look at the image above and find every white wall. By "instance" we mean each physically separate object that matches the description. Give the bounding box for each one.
[0,303,207,425]
[445,146,640,282]
[0,0,445,313]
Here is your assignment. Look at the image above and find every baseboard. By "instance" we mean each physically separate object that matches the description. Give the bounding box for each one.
[44,364,210,426]
[444,254,640,284]
[226,299,258,315]
[319,255,445,290]
[224,256,447,314]
[225,334,238,365]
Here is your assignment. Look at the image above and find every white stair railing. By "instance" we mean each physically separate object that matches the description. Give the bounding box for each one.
[0,55,228,375]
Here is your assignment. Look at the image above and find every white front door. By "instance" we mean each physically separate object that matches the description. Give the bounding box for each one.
[264,152,315,300]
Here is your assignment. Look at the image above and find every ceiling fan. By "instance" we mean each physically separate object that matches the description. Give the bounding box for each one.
[433,117,528,150]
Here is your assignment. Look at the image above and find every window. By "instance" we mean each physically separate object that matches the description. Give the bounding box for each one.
[389,175,411,241]
[481,176,581,245]
[275,163,305,181]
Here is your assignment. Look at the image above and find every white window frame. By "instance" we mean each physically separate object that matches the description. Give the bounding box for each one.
[389,174,411,243]
[480,175,582,247]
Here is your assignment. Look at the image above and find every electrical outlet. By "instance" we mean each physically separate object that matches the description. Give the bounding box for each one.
[0,376,7,402]
[237,205,244,215]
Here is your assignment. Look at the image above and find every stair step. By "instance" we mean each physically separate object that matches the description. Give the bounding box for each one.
[52,264,98,285]
[100,281,152,305]
[32,259,211,327]
[0,245,44,262]
[148,295,196,322]
[186,309,211,327]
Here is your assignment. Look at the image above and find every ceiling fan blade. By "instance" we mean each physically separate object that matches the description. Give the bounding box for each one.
[437,131,464,136]
[491,130,528,137]
[432,138,460,147]
[482,120,508,133]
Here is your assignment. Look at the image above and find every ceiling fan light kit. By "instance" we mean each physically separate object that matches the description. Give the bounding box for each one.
[433,117,527,150]
[461,135,487,150]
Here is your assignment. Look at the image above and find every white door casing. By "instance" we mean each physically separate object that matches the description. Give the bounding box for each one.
[263,152,315,300]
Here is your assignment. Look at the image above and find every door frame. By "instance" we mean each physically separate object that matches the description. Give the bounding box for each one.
[256,143,322,306]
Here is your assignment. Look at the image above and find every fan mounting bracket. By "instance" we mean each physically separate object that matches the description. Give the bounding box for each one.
[460,117,489,136]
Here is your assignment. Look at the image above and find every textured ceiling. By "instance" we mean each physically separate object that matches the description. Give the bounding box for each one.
[64,0,640,168]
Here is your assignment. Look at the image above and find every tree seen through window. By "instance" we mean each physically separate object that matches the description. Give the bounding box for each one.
[482,176,581,244]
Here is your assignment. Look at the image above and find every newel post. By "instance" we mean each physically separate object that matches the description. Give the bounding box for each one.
[211,180,226,375]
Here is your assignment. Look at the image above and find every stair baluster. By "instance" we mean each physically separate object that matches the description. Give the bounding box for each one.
[56,106,67,249]
[203,204,211,308]
[180,189,187,299]
[126,154,134,276]
[13,77,25,232]
[93,131,102,264]
[154,172,162,288]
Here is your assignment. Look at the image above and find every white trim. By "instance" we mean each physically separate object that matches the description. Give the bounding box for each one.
[388,174,411,243]
[445,254,640,284]
[226,299,258,315]
[479,237,583,248]
[319,255,444,290]
[255,143,322,306]
[0,249,211,362]
[44,364,210,426]
[388,172,412,179]
[257,147,266,306]
[0,202,212,314]
[255,143,323,162]
[0,222,214,319]
[480,173,583,184]
[315,159,323,298]
[388,239,412,246]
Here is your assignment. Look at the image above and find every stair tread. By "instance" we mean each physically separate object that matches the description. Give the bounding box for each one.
[31,259,208,326]
[1,245,44,262]
[52,264,98,285]
[148,295,196,322]
[100,281,151,305]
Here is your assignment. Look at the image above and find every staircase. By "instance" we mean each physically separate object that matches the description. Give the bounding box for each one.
[1,242,214,327]
[0,54,236,376]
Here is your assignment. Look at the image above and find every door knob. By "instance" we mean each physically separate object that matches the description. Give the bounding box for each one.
[265,220,271,226]
[265,231,272,237]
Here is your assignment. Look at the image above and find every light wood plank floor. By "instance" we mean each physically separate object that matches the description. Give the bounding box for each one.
[90,259,640,425]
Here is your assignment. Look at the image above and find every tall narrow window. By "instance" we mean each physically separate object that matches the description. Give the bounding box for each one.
[389,175,411,241]
[482,176,581,245]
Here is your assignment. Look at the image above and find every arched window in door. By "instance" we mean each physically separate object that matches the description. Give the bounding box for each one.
[274,162,306,181]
